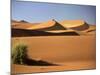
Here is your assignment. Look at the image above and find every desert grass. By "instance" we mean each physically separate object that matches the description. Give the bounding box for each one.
[12,43,28,65]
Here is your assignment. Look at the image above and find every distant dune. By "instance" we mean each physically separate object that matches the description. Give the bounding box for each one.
[12,20,40,29]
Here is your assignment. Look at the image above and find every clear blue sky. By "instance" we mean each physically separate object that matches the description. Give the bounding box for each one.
[12,0,96,25]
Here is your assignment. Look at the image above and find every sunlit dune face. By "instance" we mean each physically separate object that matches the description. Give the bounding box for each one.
[60,20,85,28]
[27,20,55,30]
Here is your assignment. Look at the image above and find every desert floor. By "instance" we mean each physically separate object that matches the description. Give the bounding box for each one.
[11,35,96,74]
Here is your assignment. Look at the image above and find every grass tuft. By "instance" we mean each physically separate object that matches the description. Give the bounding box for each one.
[12,43,28,64]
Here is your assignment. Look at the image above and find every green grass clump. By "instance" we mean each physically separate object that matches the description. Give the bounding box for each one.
[12,43,28,64]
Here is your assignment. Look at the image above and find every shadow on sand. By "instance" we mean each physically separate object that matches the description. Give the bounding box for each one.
[12,28,79,37]
[16,57,59,66]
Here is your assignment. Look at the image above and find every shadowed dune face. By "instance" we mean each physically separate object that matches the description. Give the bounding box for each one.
[11,29,79,37]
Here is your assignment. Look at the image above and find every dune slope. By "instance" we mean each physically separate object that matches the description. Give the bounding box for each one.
[60,20,89,31]
[27,19,67,31]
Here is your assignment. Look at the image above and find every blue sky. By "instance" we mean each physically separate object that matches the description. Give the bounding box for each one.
[12,0,96,25]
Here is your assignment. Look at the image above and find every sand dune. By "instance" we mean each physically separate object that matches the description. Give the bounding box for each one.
[12,19,95,33]
[12,19,95,31]
[12,19,83,37]
[85,25,96,32]
[60,20,89,31]
[27,19,66,31]
[12,20,39,29]
[76,25,96,35]
[11,19,96,37]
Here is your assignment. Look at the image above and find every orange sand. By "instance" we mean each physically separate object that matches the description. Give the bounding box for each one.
[12,35,96,74]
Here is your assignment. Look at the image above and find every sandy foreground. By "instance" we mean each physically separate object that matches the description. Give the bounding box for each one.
[12,60,95,74]
[11,35,96,74]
